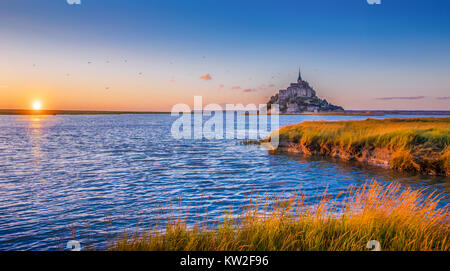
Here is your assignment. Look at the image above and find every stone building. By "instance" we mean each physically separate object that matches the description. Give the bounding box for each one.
[267,69,344,113]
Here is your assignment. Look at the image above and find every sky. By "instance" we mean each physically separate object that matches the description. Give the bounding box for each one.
[0,0,449,111]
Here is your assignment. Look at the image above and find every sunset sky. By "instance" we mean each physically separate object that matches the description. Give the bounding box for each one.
[1,0,449,111]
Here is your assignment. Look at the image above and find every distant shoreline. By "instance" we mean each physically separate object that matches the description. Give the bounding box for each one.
[0,109,449,116]
[277,111,450,116]
[0,109,171,115]
[250,111,450,116]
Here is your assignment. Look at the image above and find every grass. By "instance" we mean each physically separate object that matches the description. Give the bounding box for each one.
[111,182,449,251]
[270,117,450,175]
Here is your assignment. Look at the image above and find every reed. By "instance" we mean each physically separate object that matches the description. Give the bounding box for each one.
[111,182,449,251]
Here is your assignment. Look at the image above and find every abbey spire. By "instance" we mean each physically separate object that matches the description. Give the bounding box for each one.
[297,68,303,84]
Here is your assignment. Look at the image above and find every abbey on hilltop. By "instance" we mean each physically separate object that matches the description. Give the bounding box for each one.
[267,69,344,113]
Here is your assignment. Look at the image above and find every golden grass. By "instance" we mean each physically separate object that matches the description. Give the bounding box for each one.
[111,182,449,251]
[272,118,450,175]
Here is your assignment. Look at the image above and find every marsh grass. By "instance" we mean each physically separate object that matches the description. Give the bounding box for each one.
[111,182,449,251]
[273,118,450,175]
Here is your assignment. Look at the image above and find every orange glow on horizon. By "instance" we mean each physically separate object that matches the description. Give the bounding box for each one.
[32,101,42,110]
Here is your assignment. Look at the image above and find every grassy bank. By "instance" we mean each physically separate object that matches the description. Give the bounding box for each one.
[111,182,449,251]
[270,118,450,176]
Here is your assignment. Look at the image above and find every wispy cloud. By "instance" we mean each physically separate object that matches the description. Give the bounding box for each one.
[200,73,212,81]
[268,83,275,87]
[242,88,256,93]
[231,86,241,90]
[436,96,450,100]
[376,96,425,100]
[219,84,224,88]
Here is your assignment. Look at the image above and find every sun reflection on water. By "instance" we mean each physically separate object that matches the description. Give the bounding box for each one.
[15,115,58,162]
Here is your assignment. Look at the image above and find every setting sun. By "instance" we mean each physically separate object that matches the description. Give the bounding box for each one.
[32,101,42,110]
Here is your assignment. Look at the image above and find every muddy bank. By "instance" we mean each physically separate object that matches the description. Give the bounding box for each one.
[271,141,448,176]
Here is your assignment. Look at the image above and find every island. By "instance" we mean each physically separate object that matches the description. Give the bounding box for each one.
[267,70,344,113]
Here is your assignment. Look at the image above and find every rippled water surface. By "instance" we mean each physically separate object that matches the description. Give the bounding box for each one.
[0,114,448,250]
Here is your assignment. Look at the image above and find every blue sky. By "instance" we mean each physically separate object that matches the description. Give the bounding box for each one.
[0,0,449,110]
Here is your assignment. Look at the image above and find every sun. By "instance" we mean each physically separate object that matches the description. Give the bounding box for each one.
[32,101,42,110]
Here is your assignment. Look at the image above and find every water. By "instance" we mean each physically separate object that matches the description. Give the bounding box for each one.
[0,114,448,250]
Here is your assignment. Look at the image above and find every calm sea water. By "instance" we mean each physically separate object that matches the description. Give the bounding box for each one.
[0,114,448,250]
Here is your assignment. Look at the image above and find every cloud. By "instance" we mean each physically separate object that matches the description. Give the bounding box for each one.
[200,73,212,81]
[230,86,256,92]
[169,79,176,83]
[436,96,450,100]
[268,83,275,87]
[376,96,425,100]
[219,84,224,88]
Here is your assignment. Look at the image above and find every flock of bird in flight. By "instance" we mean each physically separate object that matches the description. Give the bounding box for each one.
[31,58,146,91]
[30,56,282,92]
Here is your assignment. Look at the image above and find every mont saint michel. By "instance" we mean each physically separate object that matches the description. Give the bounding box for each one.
[267,70,344,113]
